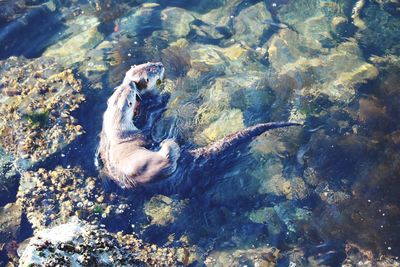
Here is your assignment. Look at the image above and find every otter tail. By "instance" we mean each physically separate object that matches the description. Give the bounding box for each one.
[189,121,301,160]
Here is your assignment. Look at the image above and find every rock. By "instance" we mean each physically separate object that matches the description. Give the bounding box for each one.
[342,242,400,266]
[254,170,309,200]
[189,42,258,75]
[316,185,350,205]
[144,195,188,226]
[0,57,85,165]
[372,0,400,16]
[195,0,242,27]
[0,202,22,243]
[357,1,400,55]
[161,39,192,78]
[17,166,129,231]
[276,0,354,44]
[267,31,378,103]
[232,2,272,47]
[0,1,27,27]
[20,218,181,266]
[247,207,283,236]
[197,109,244,145]
[193,69,271,145]
[43,15,104,66]
[251,127,301,158]
[0,2,63,59]
[274,201,312,233]
[0,149,19,206]
[118,3,162,36]
[205,246,279,267]
[161,7,195,39]
[331,16,348,32]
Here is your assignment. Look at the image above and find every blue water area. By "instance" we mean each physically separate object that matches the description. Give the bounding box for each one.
[0,0,400,266]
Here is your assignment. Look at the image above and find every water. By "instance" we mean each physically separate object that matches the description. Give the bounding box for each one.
[0,0,400,266]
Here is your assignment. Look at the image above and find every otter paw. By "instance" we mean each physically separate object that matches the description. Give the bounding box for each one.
[160,139,181,161]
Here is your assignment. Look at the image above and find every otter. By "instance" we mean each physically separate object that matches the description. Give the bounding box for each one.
[98,62,301,190]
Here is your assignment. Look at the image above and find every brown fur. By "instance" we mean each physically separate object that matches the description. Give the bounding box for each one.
[99,62,179,188]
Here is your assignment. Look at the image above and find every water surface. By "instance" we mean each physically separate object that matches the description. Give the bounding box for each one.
[0,0,400,266]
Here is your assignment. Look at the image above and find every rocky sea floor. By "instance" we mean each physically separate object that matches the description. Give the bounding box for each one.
[0,0,400,266]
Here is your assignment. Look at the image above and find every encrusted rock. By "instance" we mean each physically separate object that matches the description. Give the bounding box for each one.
[17,166,128,231]
[0,57,85,165]
[0,149,20,205]
[20,218,181,266]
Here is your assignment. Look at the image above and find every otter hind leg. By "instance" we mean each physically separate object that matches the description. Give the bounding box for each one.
[119,141,181,186]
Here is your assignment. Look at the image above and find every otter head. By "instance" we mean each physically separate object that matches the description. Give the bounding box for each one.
[123,62,165,91]
[104,62,165,137]
[104,84,137,134]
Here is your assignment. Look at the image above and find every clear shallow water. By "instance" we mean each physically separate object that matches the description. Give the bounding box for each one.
[0,0,400,266]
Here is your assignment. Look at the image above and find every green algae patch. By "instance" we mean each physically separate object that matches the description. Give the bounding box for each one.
[92,205,103,215]
[23,110,50,128]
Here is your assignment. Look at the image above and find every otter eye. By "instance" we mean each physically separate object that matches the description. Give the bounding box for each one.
[127,101,132,107]
[146,78,149,82]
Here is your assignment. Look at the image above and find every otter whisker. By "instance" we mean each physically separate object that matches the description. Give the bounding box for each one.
[128,81,142,100]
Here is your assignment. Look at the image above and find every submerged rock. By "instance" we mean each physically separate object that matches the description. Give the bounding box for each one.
[43,15,104,67]
[161,7,195,39]
[197,109,244,145]
[247,207,283,236]
[0,202,22,265]
[0,1,27,27]
[357,1,400,55]
[342,242,400,266]
[205,246,279,267]
[0,202,22,243]
[193,71,270,145]
[19,218,181,266]
[0,1,62,59]
[0,57,85,165]
[0,149,20,206]
[144,195,188,226]
[373,0,400,15]
[189,42,266,77]
[276,0,355,44]
[274,201,312,233]
[268,30,378,103]
[232,1,272,47]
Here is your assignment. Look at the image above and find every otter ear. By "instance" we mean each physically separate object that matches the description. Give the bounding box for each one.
[134,77,148,90]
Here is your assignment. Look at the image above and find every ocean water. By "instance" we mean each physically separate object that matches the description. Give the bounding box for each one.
[0,0,400,266]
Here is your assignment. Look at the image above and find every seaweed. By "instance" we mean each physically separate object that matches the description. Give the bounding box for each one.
[23,110,49,128]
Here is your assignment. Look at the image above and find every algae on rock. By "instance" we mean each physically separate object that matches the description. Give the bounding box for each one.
[144,195,188,226]
[20,218,182,266]
[0,57,85,165]
[17,166,129,231]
